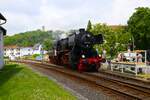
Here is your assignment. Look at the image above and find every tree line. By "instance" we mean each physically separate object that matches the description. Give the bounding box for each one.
[86,7,150,58]
[4,30,53,50]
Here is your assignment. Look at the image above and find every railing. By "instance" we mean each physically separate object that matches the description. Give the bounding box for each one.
[110,61,150,75]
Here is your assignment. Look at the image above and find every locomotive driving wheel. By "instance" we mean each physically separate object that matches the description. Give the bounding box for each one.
[61,54,69,66]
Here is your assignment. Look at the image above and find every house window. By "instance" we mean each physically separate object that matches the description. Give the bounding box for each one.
[17,48,20,51]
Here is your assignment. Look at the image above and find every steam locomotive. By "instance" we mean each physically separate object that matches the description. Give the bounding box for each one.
[49,28,103,72]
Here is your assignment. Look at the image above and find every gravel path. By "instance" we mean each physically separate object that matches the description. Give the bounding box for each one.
[24,64,127,100]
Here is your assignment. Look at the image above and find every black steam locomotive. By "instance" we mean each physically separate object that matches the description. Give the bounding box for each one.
[49,28,103,72]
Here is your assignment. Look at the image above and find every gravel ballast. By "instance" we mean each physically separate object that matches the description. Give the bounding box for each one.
[24,63,126,100]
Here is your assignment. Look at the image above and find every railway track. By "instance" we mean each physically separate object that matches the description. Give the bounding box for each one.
[87,72,150,93]
[84,73,150,99]
[14,60,150,100]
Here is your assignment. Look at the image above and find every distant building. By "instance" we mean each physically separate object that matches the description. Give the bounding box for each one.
[32,43,47,55]
[42,26,45,31]
[4,44,47,60]
[4,46,33,60]
[108,25,127,30]
[0,27,6,69]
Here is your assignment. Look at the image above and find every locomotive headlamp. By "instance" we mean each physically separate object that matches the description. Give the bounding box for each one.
[82,55,85,59]
[99,54,101,57]
[87,34,90,37]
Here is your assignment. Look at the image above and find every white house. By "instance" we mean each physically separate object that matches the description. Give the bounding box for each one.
[0,27,6,69]
[32,43,47,55]
[4,44,47,60]
[4,46,33,60]
[32,43,42,54]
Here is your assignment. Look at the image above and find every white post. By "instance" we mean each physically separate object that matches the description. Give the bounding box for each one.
[145,50,147,65]
[121,64,124,73]
[111,64,113,71]
[134,52,137,75]
[135,66,137,75]
[145,50,147,74]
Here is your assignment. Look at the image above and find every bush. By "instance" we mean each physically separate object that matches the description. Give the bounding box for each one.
[32,54,40,58]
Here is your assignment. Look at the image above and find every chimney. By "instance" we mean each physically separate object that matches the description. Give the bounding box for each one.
[79,28,85,33]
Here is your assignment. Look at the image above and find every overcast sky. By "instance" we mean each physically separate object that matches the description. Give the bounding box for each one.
[0,0,150,35]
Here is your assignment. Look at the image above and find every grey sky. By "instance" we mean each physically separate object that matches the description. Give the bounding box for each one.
[0,0,150,35]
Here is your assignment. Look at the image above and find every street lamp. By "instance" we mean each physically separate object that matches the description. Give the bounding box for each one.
[0,13,6,69]
[0,13,6,25]
[131,36,135,51]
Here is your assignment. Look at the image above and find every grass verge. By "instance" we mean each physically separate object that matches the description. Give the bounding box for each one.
[137,73,150,80]
[0,63,76,100]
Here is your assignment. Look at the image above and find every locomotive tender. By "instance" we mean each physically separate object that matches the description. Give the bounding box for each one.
[49,28,103,72]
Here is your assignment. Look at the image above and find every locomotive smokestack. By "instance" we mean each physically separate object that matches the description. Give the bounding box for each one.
[79,28,85,33]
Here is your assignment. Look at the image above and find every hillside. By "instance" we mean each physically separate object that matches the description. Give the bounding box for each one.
[4,30,53,47]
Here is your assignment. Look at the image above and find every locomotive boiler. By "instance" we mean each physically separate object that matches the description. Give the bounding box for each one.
[49,28,103,72]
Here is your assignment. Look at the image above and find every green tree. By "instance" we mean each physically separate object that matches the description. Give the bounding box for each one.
[43,39,53,51]
[4,30,53,47]
[91,23,116,56]
[91,23,131,58]
[127,7,150,49]
[86,20,92,32]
